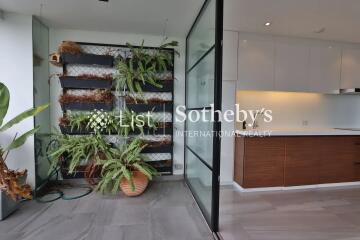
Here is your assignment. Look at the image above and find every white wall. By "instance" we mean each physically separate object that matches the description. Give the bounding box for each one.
[236,91,360,129]
[49,28,186,175]
[220,81,236,185]
[0,12,35,187]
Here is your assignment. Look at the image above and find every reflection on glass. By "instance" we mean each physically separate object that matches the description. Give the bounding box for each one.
[187,0,215,69]
[187,49,215,109]
[186,110,213,167]
[186,148,212,219]
[33,18,51,190]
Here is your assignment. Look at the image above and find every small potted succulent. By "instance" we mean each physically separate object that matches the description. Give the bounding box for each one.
[0,82,48,220]
[96,139,158,197]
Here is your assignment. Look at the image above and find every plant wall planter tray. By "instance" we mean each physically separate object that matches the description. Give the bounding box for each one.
[60,76,113,89]
[132,126,173,135]
[142,144,172,154]
[61,53,114,67]
[126,103,173,113]
[130,80,173,93]
[61,102,113,111]
[60,125,90,135]
[148,160,172,175]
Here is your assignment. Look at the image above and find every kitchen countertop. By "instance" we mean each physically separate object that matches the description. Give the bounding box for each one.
[235,128,360,136]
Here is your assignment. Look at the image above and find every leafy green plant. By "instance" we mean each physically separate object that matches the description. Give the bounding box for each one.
[115,40,179,101]
[48,133,112,174]
[60,109,157,136]
[0,82,48,200]
[118,108,157,136]
[96,139,157,194]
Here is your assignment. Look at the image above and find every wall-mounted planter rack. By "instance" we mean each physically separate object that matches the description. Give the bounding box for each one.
[126,103,173,113]
[60,76,113,89]
[60,123,172,136]
[132,123,173,135]
[142,143,172,154]
[59,125,89,135]
[61,102,113,111]
[58,41,175,177]
[61,53,114,66]
[147,160,172,174]
[140,80,173,92]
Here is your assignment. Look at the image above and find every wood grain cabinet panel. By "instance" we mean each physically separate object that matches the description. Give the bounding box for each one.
[243,137,285,188]
[235,136,360,189]
[319,137,360,183]
[234,137,245,186]
[284,137,320,186]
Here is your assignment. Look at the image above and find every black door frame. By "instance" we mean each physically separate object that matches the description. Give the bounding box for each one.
[184,0,223,233]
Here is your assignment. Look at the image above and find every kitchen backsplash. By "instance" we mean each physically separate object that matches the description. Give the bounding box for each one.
[236,90,360,129]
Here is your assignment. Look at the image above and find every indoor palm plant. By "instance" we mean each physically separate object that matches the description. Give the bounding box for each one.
[0,82,48,220]
[96,139,157,197]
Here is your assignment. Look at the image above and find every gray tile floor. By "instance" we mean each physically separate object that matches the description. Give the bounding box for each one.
[219,185,360,240]
[0,181,213,240]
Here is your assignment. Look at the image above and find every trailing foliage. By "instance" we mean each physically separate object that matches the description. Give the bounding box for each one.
[0,82,48,200]
[96,139,158,194]
[115,39,178,102]
[48,133,112,174]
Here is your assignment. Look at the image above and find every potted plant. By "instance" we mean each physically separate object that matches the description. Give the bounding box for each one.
[96,139,157,197]
[58,41,114,66]
[0,82,48,220]
[59,89,115,111]
[48,133,112,181]
[115,39,178,101]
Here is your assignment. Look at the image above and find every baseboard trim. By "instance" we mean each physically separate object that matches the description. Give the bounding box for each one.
[233,181,360,193]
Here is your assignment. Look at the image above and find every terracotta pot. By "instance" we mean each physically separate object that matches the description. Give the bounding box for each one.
[120,171,149,197]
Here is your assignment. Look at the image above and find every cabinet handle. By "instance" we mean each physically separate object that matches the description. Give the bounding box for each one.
[354,161,360,165]
[354,143,360,146]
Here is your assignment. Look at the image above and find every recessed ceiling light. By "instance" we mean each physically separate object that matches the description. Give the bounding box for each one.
[264,22,272,27]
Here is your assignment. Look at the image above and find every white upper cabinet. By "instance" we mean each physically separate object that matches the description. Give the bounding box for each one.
[237,33,275,90]
[341,48,360,89]
[309,44,341,94]
[274,38,310,92]
[222,31,238,81]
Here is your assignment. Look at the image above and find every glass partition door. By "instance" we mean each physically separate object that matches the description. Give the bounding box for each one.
[185,0,223,232]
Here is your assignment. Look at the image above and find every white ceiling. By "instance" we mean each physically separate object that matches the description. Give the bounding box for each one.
[224,0,360,44]
[0,0,204,37]
[3,0,360,43]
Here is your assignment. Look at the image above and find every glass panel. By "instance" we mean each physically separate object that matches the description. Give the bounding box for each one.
[186,110,213,167]
[187,49,215,109]
[186,148,213,219]
[33,18,51,190]
[187,0,216,69]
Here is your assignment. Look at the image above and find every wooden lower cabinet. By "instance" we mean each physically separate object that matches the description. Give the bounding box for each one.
[235,135,360,188]
[319,137,360,184]
[235,137,285,188]
[285,137,320,186]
